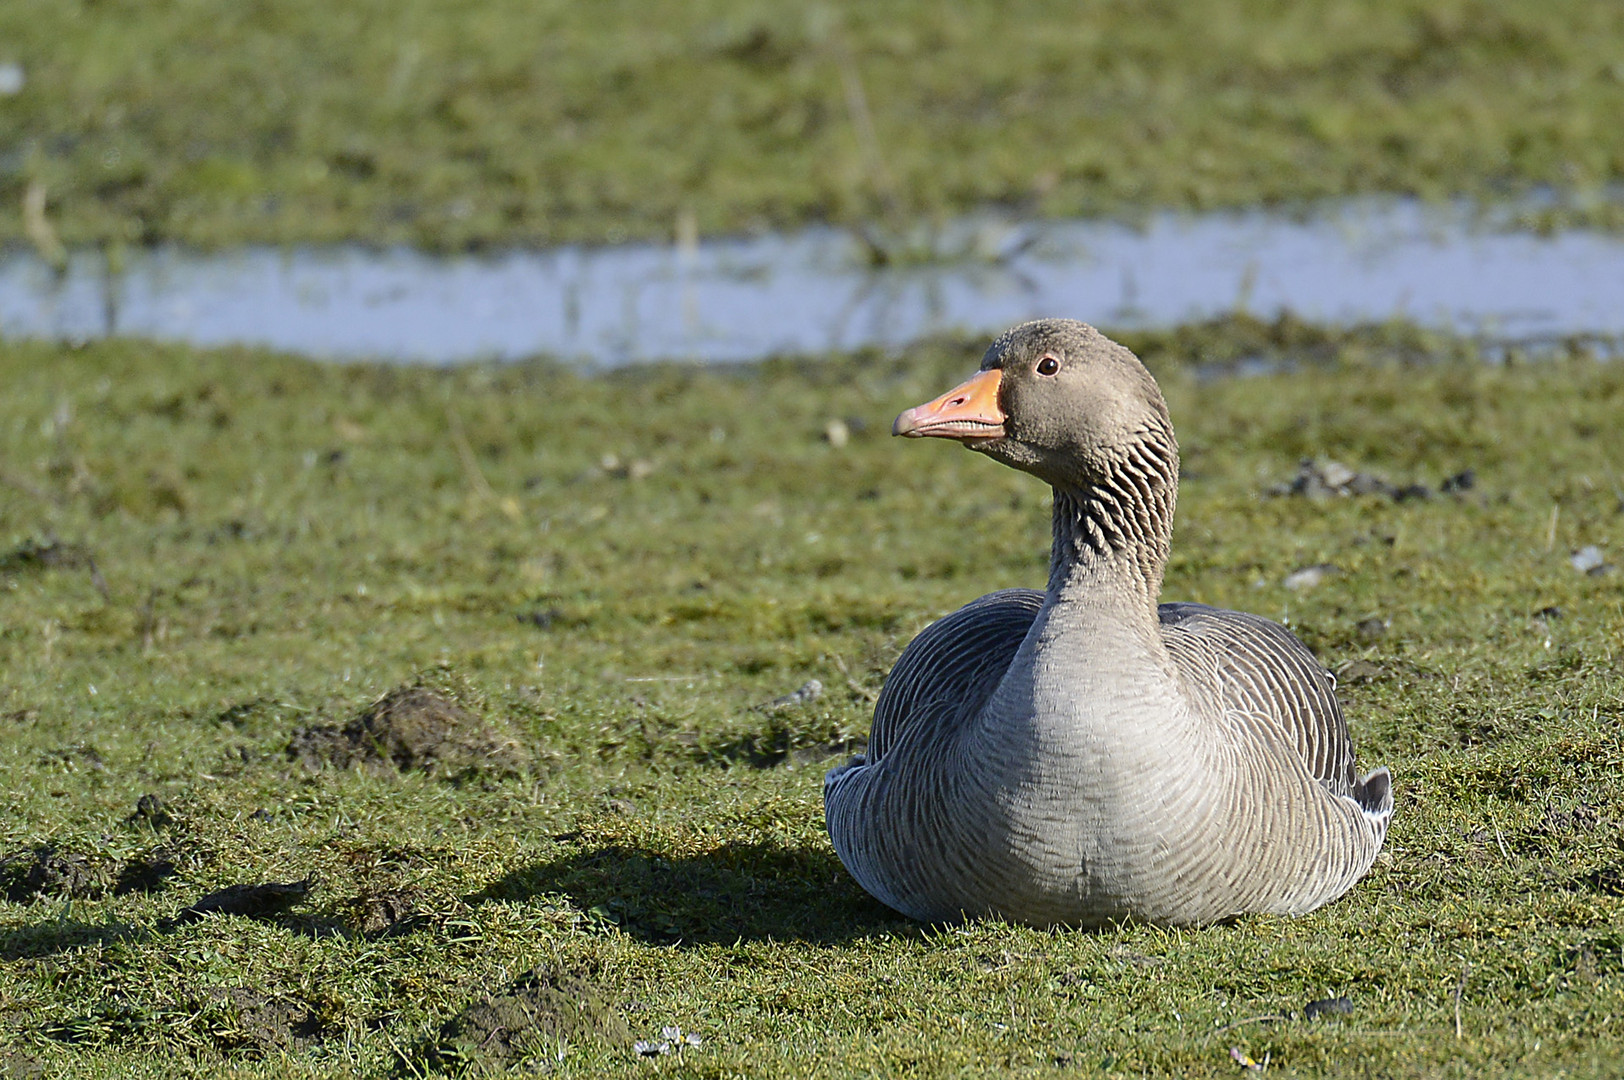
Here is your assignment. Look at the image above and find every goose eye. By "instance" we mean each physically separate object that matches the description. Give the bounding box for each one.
[1036,356,1060,376]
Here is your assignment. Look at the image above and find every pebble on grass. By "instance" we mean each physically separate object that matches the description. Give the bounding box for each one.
[1283,563,1339,590]
[1270,459,1467,502]
[1570,545,1612,576]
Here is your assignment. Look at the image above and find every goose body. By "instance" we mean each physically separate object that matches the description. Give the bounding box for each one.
[823,320,1392,928]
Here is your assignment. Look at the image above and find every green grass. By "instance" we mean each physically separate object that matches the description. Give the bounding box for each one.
[0,320,1620,1076]
[4,0,1624,251]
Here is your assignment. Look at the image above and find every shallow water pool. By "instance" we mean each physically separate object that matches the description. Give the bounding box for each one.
[2,199,1621,366]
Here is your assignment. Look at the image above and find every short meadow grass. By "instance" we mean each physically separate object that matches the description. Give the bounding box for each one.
[4,0,1624,251]
[0,322,1621,1076]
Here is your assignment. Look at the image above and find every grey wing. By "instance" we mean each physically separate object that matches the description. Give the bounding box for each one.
[865,588,1044,764]
[1158,601,1356,793]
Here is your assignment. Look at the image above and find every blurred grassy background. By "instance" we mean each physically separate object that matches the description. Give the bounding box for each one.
[2,0,1624,250]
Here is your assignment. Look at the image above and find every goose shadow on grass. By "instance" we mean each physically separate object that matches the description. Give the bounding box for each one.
[466,839,911,946]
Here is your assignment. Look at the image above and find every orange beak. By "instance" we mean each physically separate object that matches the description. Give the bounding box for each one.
[892,368,1006,440]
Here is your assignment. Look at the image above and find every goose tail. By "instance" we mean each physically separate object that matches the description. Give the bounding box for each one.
[1353,766,1393,843]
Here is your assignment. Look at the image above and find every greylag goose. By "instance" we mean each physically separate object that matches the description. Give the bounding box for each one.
[824,319,1392,928]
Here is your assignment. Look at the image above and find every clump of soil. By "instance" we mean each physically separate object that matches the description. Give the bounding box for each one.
[422,968,629,1074]
[0,1047,44,1078]
[197,986,323,1054]
[0,538,93,574]
[289,686,529,781]
[0,845,113,903]
[124,793,175,830]
[340,887,426,937]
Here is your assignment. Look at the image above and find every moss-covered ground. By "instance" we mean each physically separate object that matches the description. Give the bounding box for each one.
[4,0,1624,251]
[0,321,1620,1076]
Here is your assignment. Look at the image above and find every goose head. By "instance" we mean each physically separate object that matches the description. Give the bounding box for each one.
[893,319,1175,493]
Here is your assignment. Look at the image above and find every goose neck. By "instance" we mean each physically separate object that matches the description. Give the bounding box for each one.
[1047,476,1173,609]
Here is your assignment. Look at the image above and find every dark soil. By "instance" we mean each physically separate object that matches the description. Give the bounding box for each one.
[197,986,323,1054]
[124,794,175,830]
[341,888,427,937]
[0,539,93,574]
[0,846,112,903]
[288,685,529,781]
[420,968,630,1074]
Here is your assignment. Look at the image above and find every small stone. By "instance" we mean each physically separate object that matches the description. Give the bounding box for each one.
[761,679,823,711]
[1440,469,1476,494]
[1355,617,1389,641]
[518,607,562,629]
[1318,461,1357,490]
[1283,564,1338,590]
[0,63,23,97]
[1570,546,1610,575]
[823,419,850,448]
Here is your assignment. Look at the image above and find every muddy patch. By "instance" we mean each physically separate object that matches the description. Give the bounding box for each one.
[195,986,324,1054]
[418,968,629,1074]
[339,887,428,937]
[288,685,529,781]
[0,538,108,597]
[0,846,113,903]
[0,1048,45,1078]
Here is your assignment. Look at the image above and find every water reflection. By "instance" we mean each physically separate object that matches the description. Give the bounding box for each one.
[1,200,1622,367]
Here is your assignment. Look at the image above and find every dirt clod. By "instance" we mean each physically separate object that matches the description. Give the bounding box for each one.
[1573,868,1624,897]
[199,986,323,1053]
[0,845,112,903]
[0,1048,44,1078]
[342,888,425,936]
[423,968,630,1074]
[125,793,174,830]
[288,685,529,781]
[0,538,92,573]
